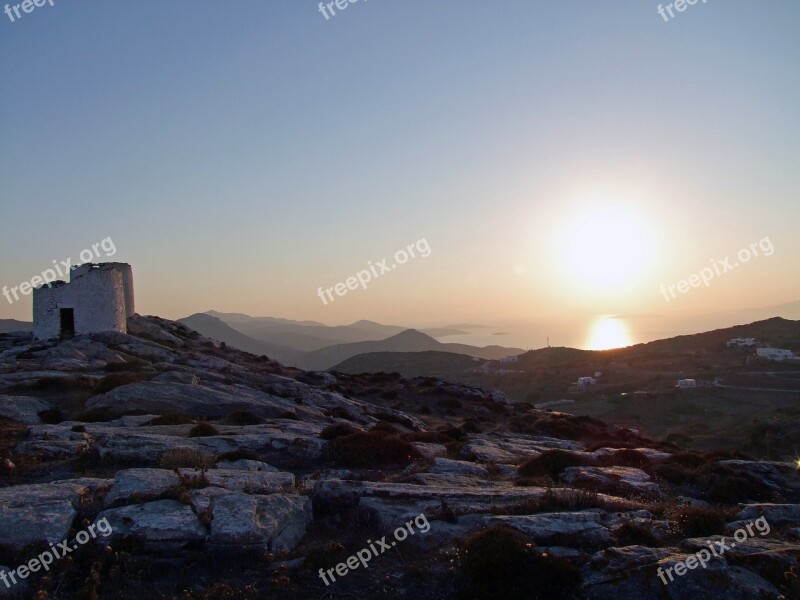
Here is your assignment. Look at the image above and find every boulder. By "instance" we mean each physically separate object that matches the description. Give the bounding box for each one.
[561,466,660,495]
[489,511,611,547]
[199,490,312,551]
[0,395,50,425]
[96,500,207,550]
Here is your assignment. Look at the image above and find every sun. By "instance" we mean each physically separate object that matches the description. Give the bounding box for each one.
[586,315,632,350]
[558,204,654,289]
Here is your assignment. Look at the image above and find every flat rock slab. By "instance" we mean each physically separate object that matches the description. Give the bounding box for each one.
[734,503,800,528]
[96,499,207,550]
[561,466,660,495]
[216,459,280,472]
[177,468,295,494]
[0,395,50,425]
[198,490,312,551]
[0,500,77,552]
[86,381,306,419]
[488,511,611,547]
[585,552,783,600]
[0,478,110,551]
[104,467,295,507]
[429,458,489,477]
[104,468,182,507]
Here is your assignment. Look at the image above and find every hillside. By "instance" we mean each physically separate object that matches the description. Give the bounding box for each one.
[0,319,32,333]
[334,350,479,377]
[208,311,469,351]
[302,329,523,371]
[178,313,302,363]
[0,315,797,599]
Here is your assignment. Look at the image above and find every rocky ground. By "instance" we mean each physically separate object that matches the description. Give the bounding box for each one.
[0,316,798,599]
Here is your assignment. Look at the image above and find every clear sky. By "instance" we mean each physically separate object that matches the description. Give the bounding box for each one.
[2,1,799,348]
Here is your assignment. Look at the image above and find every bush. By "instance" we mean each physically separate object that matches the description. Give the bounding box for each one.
[38,408,64,424]
[188,421,219,438]
[697,464,775,504]
[597,448,651,469]
[370,421,401,435]
[319,422,361,440]
[500,488,601,513]
[671,505,727,537]
[615,522,659,547]
[303,541,348,572]
[460,526,581,600]
[144,412,194,426]
[663,452,706,468]
[220,411,264,426]
[437,397,463,410]
[74,407,115,423]
[518,450,588,480]
[328,431,421,468]
[160,449,216,469]
[653,463,695,485]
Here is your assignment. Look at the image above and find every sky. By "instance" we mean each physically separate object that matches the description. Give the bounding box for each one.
[1,1,799,349]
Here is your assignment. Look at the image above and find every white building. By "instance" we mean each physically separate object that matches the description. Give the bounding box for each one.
[728,338,756,348]
[756,348,794,361]
[577,376,597,386]
[499,355,519,364]
[677,379,697,389]
[33,263,134,340]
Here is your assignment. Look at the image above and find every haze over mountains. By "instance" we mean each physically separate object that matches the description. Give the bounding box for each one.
[178,311,524,370]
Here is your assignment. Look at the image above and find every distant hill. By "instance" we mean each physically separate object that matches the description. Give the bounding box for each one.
[206,311,470,352]
[509,317,800,371]
[302,329,523,371]
[333,350,479,377]
[178,313,302,363]
[0,319,32,334]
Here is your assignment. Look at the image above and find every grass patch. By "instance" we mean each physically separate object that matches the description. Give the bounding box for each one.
[188,421,219,438]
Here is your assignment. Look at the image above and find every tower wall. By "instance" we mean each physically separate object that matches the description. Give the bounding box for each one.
[33,263,132,340]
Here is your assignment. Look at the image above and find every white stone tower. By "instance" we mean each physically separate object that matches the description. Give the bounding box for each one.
[33,263,135,340]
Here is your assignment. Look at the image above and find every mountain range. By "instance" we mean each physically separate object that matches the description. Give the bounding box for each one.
[178,311,523,370]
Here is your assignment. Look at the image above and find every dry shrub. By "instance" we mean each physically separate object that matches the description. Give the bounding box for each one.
[328,430,421,468]
[460,526,581,600]
[319,422,361,440]
[518,450,589,479]
[669,505,728,537]
[188,421,219,437]
[159,449,216,469]
[74,407,115,423]
[614,521,660,547]
[498,488,600,514]
[220,411,264,426]
[596,448,651,469]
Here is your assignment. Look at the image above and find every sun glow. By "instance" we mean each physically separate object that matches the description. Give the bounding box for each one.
[586,316,632,350]
[557,200,655,291]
